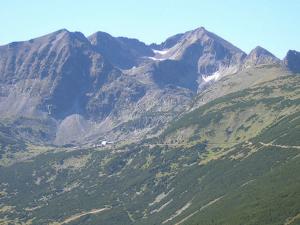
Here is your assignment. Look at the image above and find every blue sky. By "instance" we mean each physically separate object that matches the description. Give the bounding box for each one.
[1,0,300,58]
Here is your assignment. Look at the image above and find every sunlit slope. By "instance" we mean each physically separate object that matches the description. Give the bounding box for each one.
[0,72,299,225]
[192,64,291,110]
[177,111,300,225]
[161,72,300,150]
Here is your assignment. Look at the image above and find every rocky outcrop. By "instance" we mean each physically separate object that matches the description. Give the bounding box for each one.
[243,46,280,68]
[0,29,130,119]
[284,50,300,73]
[149,27,246,78]
[88,31,153,69]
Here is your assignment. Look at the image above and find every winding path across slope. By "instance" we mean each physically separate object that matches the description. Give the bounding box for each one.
[58,207,111,224]
[259,142,300,150]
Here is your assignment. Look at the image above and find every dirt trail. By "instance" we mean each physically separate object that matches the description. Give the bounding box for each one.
[58,207,111,224]
[173,196,223,225]
[284,212,300,225]
[259,142,300,150]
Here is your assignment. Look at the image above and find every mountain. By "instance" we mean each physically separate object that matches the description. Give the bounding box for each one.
[0,27,297,146]
[0,26,300,225]
[88,31,153,69]
[284,50,300,73]
[0,29,167,145]
[0,29,197,145]
[149,27,246,79]
[243,46,280,68]
[0,27,243,145]
[0,29,118,119]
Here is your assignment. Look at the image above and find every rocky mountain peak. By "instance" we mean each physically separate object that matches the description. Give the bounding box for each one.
[0,27,294,145]
[187,26,208,39]
[88,31,153,69]
[243,46,280,68]
[150,33,184,50]
[284,50,300,73]
[88,31,114,45]
[35,29,90,47]
[147,26,246,78]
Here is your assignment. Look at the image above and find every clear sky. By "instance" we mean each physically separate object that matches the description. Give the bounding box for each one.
[2,0,300,58]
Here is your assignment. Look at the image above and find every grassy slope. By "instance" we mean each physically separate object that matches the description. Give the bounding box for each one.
[177,112,300,225]
[0,66,300,225]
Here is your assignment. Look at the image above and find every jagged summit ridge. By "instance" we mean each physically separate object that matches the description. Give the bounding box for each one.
[243,46,280,68]
[284,50,300,73]
[0,27,297,145]
[88,31,153,69]
[148,26,246,77]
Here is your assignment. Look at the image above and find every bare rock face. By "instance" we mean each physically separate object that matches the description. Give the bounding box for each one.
[149,27,246,77]
[243,46,280,68]
[284,50,300,73]
[0,29,120,119]
[88,31,153,69]
[0,29,149,144]
[150,33,184,50]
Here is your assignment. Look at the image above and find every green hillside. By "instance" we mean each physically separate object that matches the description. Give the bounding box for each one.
[0,68,299,225]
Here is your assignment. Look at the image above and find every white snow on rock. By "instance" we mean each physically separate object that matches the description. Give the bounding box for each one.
[202,71,220,82]
[147,49,171,61]
[152,49,169,55]
[147,56,166,61]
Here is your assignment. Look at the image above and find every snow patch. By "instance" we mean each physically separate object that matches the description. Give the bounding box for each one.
[152,49,169,55]
[202,71,220,82]
[147,57,166,61]
[148,48,171,61]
